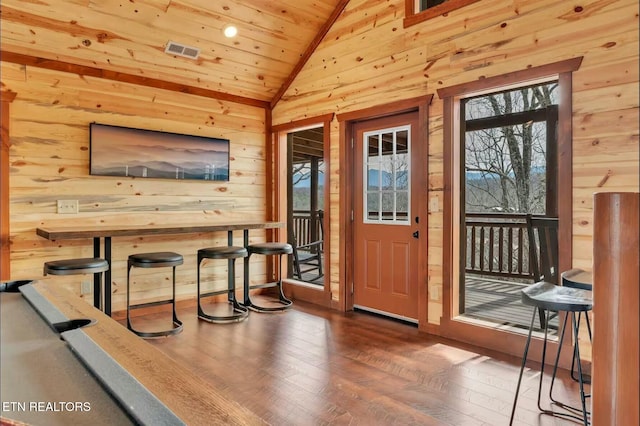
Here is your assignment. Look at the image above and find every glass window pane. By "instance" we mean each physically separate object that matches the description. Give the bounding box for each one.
[419,0,446,12]
[367,160,381,190]
[464,80,555,215]
[396,191,409,221]
[367,191,380,220]
[465,82,559,120]
[367,134,380,190]
[396,130,409,155]
[381,192,394,220]
[367,134,379,158]
[362,125,411,224]
[395,153,409,190]
[380,157,393,189]
[381,132,394,156]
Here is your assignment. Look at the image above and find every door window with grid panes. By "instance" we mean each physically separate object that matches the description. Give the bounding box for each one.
[363,126,411,224]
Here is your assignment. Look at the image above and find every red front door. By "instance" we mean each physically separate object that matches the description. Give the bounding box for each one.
[353,112,420,321]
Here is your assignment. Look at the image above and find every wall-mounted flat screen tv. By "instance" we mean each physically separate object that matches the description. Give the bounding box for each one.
[90,123,230,181]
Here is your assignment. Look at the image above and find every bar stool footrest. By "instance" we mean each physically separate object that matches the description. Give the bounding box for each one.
[197,302,249,323]
[537,407,589,423]
[128,319,183,338]
[243,296,292,313]
[243,243,293,313]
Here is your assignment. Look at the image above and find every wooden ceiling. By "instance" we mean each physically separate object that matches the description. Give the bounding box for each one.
[292,128,324,163]
[0,0,348,106]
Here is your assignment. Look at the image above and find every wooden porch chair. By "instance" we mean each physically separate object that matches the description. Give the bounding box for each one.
[291,210,324,281]
[526,214,559,328]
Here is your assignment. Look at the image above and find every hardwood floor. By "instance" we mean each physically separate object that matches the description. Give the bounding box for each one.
[133,298,588,425]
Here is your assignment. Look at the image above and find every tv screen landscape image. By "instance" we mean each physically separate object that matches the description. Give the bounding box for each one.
[90,123,230,181]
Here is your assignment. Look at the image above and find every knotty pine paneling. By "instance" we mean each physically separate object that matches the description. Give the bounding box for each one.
[327,121,341,302]
[0,0,343,102]
[2,62,270,312]
[14,71,267,132]
[272,0,640,327]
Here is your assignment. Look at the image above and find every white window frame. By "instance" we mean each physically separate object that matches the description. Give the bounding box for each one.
[362,124,411,225]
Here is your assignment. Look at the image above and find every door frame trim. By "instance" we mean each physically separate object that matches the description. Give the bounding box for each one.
[337,95,433,329]
[272,113,334,308]
[1,90,17,281]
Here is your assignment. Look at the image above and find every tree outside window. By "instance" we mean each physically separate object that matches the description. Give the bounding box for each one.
[463,82,558,215]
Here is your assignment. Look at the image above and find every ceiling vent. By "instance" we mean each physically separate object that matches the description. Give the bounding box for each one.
[164,41,200,60]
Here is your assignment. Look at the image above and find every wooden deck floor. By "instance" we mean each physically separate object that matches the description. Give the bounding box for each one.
[463,275,558,334]
[290,255,324,285]
[138,299,585,425]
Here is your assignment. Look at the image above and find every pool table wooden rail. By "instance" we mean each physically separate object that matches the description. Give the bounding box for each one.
[33,280,266,426]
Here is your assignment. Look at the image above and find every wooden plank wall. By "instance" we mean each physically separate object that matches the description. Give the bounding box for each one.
[272,0,640,325]
[1,62,269,311]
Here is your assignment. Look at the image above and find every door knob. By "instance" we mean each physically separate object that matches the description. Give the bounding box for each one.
[412,231,419,239]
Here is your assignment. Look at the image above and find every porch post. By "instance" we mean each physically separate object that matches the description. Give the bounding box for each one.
[310,157,319,246]
[592,192,639,426]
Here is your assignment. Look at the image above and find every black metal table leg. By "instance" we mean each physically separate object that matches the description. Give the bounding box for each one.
[93,237,101,310]
[228,230,234,303]
[104,237,112,316]
[243,230,250,306]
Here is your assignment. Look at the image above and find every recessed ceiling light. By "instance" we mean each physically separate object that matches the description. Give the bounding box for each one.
[223,25,238,38]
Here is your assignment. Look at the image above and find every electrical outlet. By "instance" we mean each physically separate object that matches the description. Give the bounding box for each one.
[430,286,440,301]
[57,200,79,214]
[81,281,92,295]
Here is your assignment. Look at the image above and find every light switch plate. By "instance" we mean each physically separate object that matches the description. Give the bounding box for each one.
[57,200,79,214]
[429,196,439,213]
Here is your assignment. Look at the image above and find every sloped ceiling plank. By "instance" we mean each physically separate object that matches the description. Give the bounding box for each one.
[0,51,270,109]
[0,5,281,100]
[270,0,350,108]
[88,0,172,23]
[0,0,346,105]
[160,2,313,61]
[184,0,336,31]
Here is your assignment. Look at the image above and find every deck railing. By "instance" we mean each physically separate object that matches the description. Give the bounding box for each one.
[465,213,533,280]
[292,210,323,251]
[294,211,533,281]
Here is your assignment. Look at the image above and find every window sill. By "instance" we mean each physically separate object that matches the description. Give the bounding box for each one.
[403,0,483,28]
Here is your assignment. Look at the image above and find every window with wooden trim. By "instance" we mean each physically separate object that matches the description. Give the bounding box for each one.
[416,0,447,12]
[462,81,560,217]
[435,58,582,351]
[404,0,482,28]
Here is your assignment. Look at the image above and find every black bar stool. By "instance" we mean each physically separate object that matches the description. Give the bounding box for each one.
[126,252,184,338]
[197,246,249,323]
[243,242,293,312]
[561,269,593,384]
[44,258,109,310]
[510,282,593,425]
